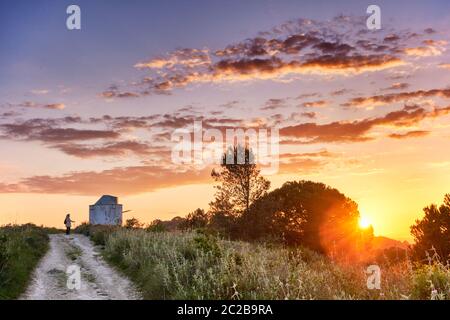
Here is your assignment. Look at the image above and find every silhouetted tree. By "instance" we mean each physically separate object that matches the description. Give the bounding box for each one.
[124,217,144,229]
[410,194,450,262]
[182,208,209,230]
[208,192,238,236]
[210,145,270,216]
[146,219,167,232]
[242,180,369,256]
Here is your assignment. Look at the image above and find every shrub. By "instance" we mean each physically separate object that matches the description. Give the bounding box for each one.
[99,228,442,300]
[74,223,118,246]
[0,224,49,299]
[411,262,450,299]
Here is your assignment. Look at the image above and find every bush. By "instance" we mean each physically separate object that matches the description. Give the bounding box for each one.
[99,228,444,300]
[411,262,450,299]
[74,223,119,246]
[0,224,49,299]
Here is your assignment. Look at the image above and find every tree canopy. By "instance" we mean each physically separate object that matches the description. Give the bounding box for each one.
[411,194,450,262]
[242,180,371,256]
[211,145,270,216]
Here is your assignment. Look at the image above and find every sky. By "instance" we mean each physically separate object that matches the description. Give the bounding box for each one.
[1,0,450,241]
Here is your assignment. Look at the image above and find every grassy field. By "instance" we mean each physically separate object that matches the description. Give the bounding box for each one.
[0,224,51,299]
[78,225,450,300]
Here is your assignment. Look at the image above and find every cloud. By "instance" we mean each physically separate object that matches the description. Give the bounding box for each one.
[280,150,335,159]
[104,15,441,96]
[31,89,49,95]
[279,158,325,174]
[301,100,328,108]
[52,141,160,158]
[342,88,450,108]
[261,98,287,110]
[301,112,316,119]
[381,82,410,91]
[134,48,210,69]
[0,165,212,196]
[0,119,119,143]
[44,103,65,110]
[6,101,66,110]
[402,40,447,57]
[100,89,140,99]
[388,130,430,139]
[330,89,351,96]
[280,105,450,143]
[297,92,321,99]
[0,112,252,159]
[209,54,403,81]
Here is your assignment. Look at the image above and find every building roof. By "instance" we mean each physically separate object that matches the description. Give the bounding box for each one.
[94,195,118,205]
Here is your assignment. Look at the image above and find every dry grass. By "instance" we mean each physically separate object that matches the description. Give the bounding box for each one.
[97,228,450,300]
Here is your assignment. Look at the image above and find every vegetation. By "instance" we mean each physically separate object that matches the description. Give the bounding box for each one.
[176,146,372,262]
[4,146,449,300]
[243,181,371,254]
[211,145,270,215]
[75,225,449,300]
[411,194,450,263]
[0,224,50,299]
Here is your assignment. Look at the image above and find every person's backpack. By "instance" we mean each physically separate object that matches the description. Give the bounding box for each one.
[64,218,67,224]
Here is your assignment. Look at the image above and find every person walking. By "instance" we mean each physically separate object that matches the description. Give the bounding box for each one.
[64,214,75,235]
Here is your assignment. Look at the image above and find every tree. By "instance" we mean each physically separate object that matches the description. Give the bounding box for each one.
[242,180,369,257]
[411,194,450,262]
[208,192,238,236]
[146,219,167,232]
[124,217,144,229]
[210,145,270,217]
[182,208,209,230]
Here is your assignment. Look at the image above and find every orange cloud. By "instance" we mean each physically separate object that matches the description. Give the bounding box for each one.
[104,16,426,96]
[280,105,450,143]
[301,100,328,108]
[388,130,430,139]
[0,165,212,196]
[342,88,450,108]
[403,40,447,57]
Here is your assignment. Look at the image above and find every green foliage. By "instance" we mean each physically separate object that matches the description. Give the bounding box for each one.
[411,262,450,299]
[210,145,270,217]
[73,223,118,246]
[192,230,221,258]
[242,180,366,253]
[98,228,450,300]
[73,222,91,236]
[0,224,49,299]
[146,219,167,232]
[411,194,450,262]
[124,217,144,229]
[182,208,209,230]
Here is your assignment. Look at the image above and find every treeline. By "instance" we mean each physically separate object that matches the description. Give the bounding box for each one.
[146,146,449,264]
[147,146,374,261]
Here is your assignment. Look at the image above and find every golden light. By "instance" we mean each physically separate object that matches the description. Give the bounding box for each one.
[359,216,372,229]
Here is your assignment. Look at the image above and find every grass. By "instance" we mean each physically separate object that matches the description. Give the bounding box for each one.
[77,225,450,300]
[0,224,50,299]
[65,245,82,261]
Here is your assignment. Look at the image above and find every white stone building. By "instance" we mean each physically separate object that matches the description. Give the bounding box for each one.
[89,195,123,225]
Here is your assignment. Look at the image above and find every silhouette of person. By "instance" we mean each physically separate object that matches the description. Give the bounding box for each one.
[64,214,75,235]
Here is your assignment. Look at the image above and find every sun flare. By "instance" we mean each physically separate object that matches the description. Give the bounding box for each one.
[359,216,372,229]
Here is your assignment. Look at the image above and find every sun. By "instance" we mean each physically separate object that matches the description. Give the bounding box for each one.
[359,216,372,229]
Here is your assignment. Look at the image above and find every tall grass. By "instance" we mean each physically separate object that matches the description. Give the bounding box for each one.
[95,228,450,300]
[0,224,50,299]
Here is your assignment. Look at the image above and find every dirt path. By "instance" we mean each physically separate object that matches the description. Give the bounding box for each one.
[21,234,141,300]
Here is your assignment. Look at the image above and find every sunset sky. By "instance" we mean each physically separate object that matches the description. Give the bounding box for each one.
[1,0,450,241]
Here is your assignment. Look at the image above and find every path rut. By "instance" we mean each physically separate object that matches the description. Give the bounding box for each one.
[21,234,141,300]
